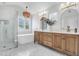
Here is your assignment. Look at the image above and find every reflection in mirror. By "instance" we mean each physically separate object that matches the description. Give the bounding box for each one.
[61,9,79,32]
[40,17,57,31]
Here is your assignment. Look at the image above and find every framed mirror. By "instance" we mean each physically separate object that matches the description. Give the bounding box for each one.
[61,9,79,32]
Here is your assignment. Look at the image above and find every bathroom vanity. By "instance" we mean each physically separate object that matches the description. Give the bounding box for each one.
[34,31,79,56]
[34,6,79,56]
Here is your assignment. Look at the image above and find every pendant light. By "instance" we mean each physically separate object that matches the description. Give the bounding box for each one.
[23,6,31,18]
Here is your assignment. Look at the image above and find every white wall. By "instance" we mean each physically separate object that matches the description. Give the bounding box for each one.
[32,14,41,31]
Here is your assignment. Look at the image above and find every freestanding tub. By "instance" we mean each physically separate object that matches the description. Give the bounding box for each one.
[18,34,34,45]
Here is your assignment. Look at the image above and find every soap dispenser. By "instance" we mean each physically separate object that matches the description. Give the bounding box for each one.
[74,28,77,33]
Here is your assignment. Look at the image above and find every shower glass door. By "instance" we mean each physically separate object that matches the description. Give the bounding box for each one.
[0,20,16,49]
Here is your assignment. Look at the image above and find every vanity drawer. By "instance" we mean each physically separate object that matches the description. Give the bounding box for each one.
[43,41,53,48]
[62,34,78,39]
[43,32,53,42]
[43,32,53,36]
[53,33,62,36]
[43,37,53,42]
[47,37,53,42]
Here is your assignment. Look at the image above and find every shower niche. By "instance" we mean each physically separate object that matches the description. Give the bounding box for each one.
[0,6,18,50]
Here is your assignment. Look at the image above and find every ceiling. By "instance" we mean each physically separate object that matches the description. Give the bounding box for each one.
[0,2,61,14]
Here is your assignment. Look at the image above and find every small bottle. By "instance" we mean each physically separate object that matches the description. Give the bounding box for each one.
[75,28,77,33]
[67,26,70,32]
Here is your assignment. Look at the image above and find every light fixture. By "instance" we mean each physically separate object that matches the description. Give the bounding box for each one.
[60,2,78,10]
[39,10,48,16]
[23,6,31,18]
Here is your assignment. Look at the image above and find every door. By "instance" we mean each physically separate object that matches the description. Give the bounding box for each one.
[0,6,18,50]
[39,32,43,44]
[43,32,53,48]
[34,31,40,43]
[53,33,63,51]
[64,35,77,55]
[0,21,6,48]
[0,20,17,50]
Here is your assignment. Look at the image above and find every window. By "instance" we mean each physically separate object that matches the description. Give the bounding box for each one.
[18,16,32,34]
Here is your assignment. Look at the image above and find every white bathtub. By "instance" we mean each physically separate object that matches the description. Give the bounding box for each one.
[18,34,34,44]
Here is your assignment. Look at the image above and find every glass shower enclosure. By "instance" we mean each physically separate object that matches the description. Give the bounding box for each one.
[0,5,18,50]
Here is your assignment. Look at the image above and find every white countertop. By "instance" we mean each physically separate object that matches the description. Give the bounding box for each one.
[35,30,79,35]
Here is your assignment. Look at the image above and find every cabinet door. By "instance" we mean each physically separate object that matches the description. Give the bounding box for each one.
[39,32,43,44]
[64,35,77,55]
[34,31,40,43]
[43,41,53,48]
[43,32,53,48]
[43,33,53,42]
[53,33,63,51]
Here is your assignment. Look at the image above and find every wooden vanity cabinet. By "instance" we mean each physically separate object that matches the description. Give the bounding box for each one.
[34,31,79,56]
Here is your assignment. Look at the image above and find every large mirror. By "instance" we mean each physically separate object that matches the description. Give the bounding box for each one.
[61,9,79,32]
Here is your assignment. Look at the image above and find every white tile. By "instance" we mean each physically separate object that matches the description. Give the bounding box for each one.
[0,42,66,56]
